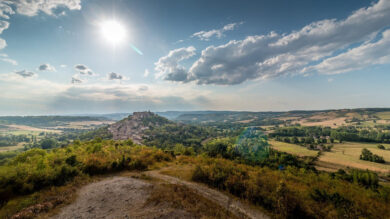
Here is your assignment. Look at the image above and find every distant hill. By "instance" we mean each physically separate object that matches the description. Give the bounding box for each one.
[107,112,172,144]
[0,116,107,128]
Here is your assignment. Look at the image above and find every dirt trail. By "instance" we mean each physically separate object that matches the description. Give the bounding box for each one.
[52,171,269,219]
[52,177,151,219]
[145,170,269,219]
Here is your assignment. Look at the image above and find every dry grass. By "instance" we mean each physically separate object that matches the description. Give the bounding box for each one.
[146,183,239,219]
[5,125,61,134]
[317,142,390,173]
[299,117,347,128]
[269,140,319,157]
[0,176,92,219]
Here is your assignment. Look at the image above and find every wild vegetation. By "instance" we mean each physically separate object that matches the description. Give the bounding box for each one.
[0,139,172,207]
[360,148,385,163]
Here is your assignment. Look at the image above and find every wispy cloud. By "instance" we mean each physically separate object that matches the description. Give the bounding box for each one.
[0,54,17,65]
[14,70,36,78]
[192,22,243,41]
[144,69,150,77]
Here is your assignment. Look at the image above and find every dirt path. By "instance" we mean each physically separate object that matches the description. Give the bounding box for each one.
[52,177,153,219]
[52,171,269,219]
[145,170,269,219]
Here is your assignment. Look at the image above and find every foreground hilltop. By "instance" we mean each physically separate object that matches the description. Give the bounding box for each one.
[108,111,171,143]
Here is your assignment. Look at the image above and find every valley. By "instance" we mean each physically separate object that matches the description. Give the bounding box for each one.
[1,109,390,218]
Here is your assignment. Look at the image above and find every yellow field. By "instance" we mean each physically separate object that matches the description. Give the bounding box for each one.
[376,112,390,120]
[316,142,390,173]
[0,124,61,135]
[269,140,319,157]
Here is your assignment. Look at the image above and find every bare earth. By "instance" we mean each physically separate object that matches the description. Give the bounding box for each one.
[52,171,269,219]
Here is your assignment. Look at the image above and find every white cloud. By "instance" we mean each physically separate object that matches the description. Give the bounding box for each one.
[154,46,196,81]
[0,74,209,114]
[160,0,390,85]
[1,57,17,65]
[144,69,149,77]
[38,63,56,72]
[0,1,14,19]
[74,64,95,76]
[71,76,82,84]
[14,70,36,78]
[0,38,6,50]
[60,64,67,68]
[0,20,9,34]
[5,0,82,17]
[107,72,125,80]
[192,22,243,41]
[308,30,390,75]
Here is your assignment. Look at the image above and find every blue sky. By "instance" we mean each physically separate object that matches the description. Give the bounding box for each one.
[0,0,390,115]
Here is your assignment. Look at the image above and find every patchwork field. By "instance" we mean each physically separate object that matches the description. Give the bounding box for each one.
[0,124,61,135]
[316,142,390,173]
[268,140,319,157]
[376,112,390,120]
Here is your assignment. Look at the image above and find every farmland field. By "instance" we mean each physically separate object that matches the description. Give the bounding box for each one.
[376,112,390,120]
[268,140,319,157]
[316,142,390,173]
[0,142,25,152]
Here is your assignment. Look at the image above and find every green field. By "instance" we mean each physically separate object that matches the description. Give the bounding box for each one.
[376,112,390,120]
[269,140,319,157]
[0,143,25,152]
[317,142,390,173]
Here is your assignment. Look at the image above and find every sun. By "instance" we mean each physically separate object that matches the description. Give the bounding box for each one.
[100,20,126,46]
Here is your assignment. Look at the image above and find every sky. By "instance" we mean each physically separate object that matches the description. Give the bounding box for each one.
[0,0,390,115]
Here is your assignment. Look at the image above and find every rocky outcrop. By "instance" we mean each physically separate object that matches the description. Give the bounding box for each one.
[107,111,170,144]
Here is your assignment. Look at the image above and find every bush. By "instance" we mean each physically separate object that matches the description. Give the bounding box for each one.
[360,148,385,163]
[377,144,386,150]
[190,157,390,218]
[0,140,173,205]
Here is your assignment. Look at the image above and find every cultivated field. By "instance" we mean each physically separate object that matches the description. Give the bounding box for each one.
[317,142,390,173]
[376,112,390,120]
[0,142,25,152]
[268,140,319,157]
[0,124,61,135]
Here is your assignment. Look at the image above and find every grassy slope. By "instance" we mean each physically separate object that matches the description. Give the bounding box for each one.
[269,140,319,157]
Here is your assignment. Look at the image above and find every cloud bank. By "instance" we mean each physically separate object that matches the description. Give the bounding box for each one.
[158,0,390,85]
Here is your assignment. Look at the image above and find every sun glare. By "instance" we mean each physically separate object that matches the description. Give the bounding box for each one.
[100,20,126,46]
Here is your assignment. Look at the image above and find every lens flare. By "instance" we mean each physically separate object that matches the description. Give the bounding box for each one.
[234,127,269,162]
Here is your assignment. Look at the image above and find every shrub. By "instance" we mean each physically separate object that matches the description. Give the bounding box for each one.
[0,140,173,205]
[377,144,386,150]
[190,157,390,218]
[360,148,385,163]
